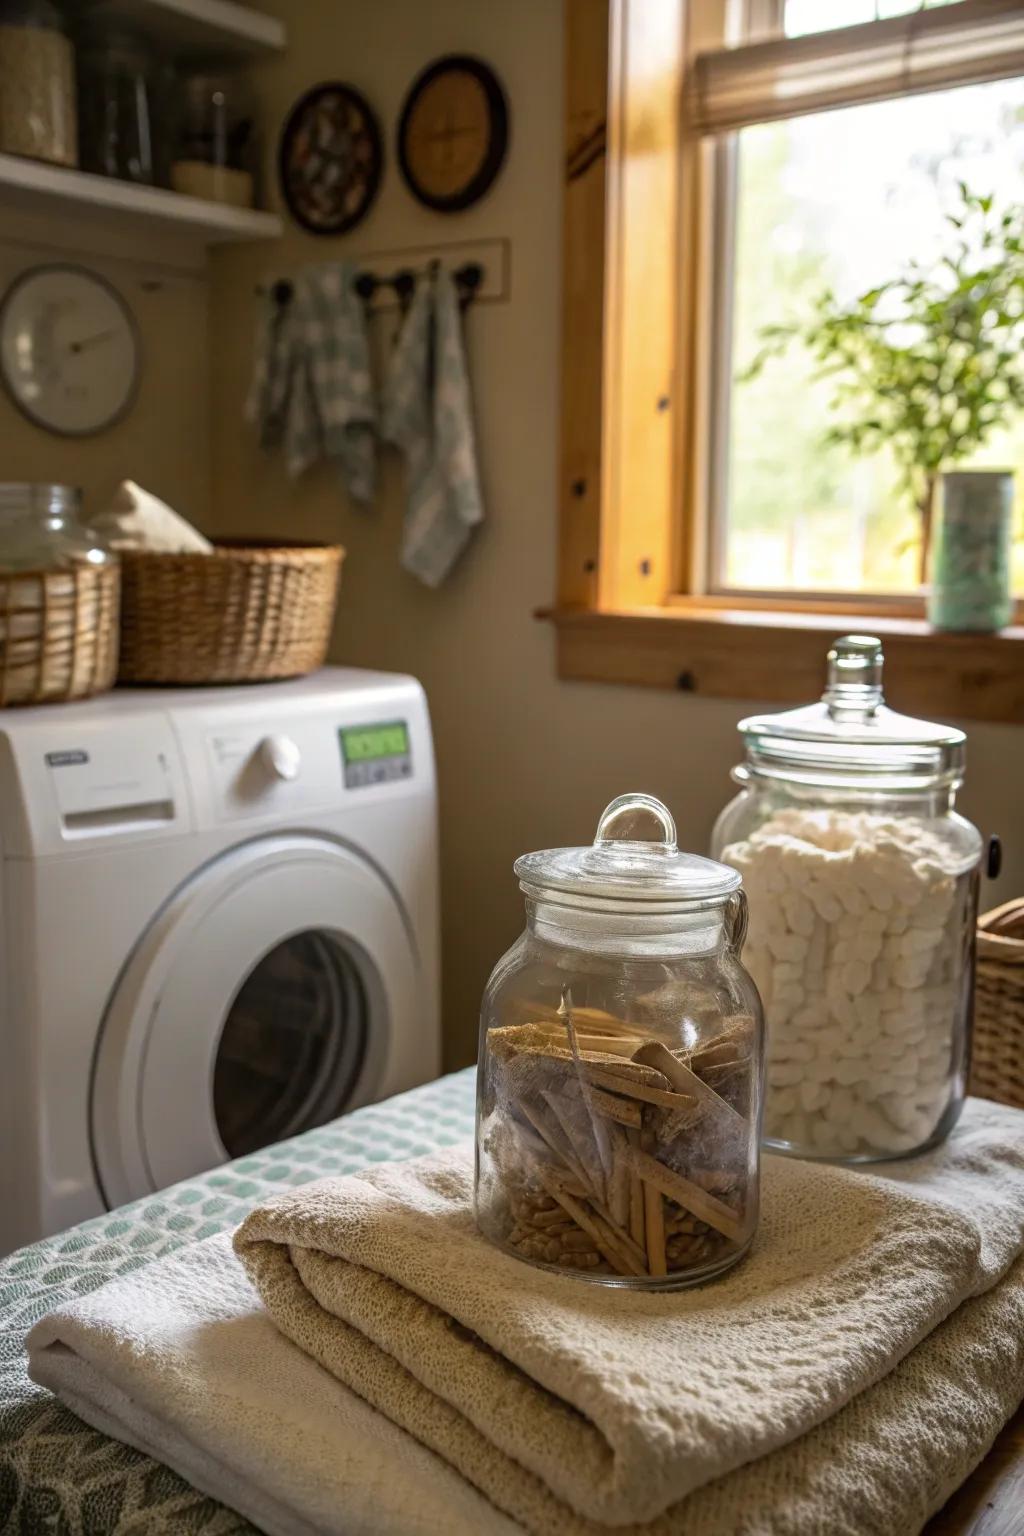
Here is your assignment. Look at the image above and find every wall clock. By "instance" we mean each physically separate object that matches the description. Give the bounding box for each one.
[398,55,509,213]
[279,82,383,236]
[0,265,140,437]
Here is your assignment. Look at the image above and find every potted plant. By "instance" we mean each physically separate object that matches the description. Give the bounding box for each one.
[744,185,1023,630]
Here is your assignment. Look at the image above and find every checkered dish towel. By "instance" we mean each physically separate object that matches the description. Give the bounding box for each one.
[246,262,375,504]
[382,269,484,587]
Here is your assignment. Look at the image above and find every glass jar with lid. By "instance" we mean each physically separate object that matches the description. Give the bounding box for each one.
[77,25,158,185]
[711,635,982,1165]
[0,483,114,570]
[476,793,764,1289]
[0,0,77,166]
[171,72,257,208]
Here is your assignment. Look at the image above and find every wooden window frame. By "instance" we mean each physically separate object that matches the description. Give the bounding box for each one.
[547,0,1024,725]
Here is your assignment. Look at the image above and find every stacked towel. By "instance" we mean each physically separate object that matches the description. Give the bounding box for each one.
[28,1098,1024,1536]
[246,263,376,503]
[382,269,485,587]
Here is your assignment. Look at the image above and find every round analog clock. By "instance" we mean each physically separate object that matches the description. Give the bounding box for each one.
[0,265,140,437]
[278,81,383,236]
[398,55,509,213]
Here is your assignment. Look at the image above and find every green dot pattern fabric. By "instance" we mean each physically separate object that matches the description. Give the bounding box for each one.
[0,1070,476,1534]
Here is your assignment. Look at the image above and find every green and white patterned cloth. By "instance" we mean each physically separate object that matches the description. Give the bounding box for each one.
[382,270,485,588]
[246,262,376,504]
[0,1070,476,1534]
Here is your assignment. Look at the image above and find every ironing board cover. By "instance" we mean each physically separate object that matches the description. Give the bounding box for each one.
[0,1070,476,1533]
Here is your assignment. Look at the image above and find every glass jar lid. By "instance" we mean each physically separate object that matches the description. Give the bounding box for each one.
[737,634,965,789]
[514,792,741,908]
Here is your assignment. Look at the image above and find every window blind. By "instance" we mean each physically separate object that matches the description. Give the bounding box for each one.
[690,0,1024,133]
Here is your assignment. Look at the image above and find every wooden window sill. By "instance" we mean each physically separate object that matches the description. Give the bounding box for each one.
[541,605,1024,724]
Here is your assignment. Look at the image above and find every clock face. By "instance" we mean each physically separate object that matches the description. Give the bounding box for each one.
[398,56,508,213]
[0,266,140,436]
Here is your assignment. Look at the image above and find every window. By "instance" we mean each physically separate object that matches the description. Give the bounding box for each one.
[550,0,1024,722]
[717,77,1024,595]
[785,0,962,38]
[694,0,1024,600]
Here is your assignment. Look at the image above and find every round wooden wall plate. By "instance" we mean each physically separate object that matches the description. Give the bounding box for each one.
[398,55,508,213]
[279,81,383,236]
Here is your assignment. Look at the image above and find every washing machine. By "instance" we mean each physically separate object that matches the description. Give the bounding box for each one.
[0,668,440,1254]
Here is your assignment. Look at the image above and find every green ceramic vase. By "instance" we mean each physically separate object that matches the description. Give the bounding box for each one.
[928,470,1014,633]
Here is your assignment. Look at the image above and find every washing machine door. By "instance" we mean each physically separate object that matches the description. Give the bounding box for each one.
[91,835,420,1208]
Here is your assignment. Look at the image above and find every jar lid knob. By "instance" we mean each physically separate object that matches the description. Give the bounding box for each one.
[824,634,884,720]
[593,792,677,852]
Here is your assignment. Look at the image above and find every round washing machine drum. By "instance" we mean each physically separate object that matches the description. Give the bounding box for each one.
[91,835,419,1208]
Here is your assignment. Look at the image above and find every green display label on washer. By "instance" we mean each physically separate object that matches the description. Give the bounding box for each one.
[339,721,412,787]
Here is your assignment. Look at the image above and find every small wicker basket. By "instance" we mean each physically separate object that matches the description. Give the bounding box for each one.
[0,561,120,707]
[970,897,1024,1111]
[117,540,344,686]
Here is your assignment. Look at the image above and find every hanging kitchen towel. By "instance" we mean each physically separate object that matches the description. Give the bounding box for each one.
[246,263,375,504]
[381,268,484,586]
[26,1099,1024,1536]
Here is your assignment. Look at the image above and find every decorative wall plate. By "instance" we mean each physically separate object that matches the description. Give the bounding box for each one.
[398,55,509,213]
[0,265,140,437]
[278,82,383,236]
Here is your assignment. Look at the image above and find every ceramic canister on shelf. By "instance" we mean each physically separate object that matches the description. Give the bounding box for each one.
[928,470,1014,633]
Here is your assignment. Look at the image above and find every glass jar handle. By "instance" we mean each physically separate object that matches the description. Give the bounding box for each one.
[593,792,678,851]
[823,634,884,721]
[725,890,748,954]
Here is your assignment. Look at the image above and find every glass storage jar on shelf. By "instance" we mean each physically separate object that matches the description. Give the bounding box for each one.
[0,483,114,570]
[0,0,77,166]
[476,793,764,1290]
[711,635,982,1165]
[77,25,158,185]
[171,72,257,208]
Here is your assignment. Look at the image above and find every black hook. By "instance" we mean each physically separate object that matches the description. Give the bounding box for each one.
[353,272,377,303]
[391,269,416,315]
[271,279,293,307]
[455,261,483,311]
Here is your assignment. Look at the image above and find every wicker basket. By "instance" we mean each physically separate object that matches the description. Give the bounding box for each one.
[117,540,344,686]
[970,897,1024,1110]
[0,561,120,706]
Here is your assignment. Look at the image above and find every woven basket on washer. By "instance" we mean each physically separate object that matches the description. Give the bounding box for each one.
[117,540,344,685]
[970,897,1024,1111]
[0,561,120,706]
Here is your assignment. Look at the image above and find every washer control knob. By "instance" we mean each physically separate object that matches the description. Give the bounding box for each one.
[259,734,301,781]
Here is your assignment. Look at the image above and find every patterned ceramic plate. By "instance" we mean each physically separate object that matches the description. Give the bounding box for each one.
[278,82,383,236]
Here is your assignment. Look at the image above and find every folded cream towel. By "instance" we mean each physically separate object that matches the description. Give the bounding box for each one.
[92,480,213,554]
[24,1232,1024,1536]
[231,1100,1024,1532]
[25,1100,1024,1536]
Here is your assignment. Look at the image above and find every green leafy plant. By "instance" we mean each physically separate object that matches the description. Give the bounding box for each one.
[742,185,1024,583]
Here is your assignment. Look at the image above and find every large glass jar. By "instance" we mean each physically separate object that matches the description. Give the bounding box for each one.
[0,483,113,570]
[77,25,157,185]
[0,0,77,166]
[476,793,764,1290]
[171,72,257,208]
[711,635,981,1165]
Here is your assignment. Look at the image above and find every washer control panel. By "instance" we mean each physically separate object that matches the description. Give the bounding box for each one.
[339,720,412,789]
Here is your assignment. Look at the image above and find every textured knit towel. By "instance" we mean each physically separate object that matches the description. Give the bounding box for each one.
[246,262,375,503]
[27,1100,1024,1536]
[381,269,484,587]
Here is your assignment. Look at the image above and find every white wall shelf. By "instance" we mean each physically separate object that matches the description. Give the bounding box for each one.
[89,0,285,58]
[0,154,282,258]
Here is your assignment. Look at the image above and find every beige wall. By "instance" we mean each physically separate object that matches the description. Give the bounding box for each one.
[0,245,211,527]
[209,0,1024,1070]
